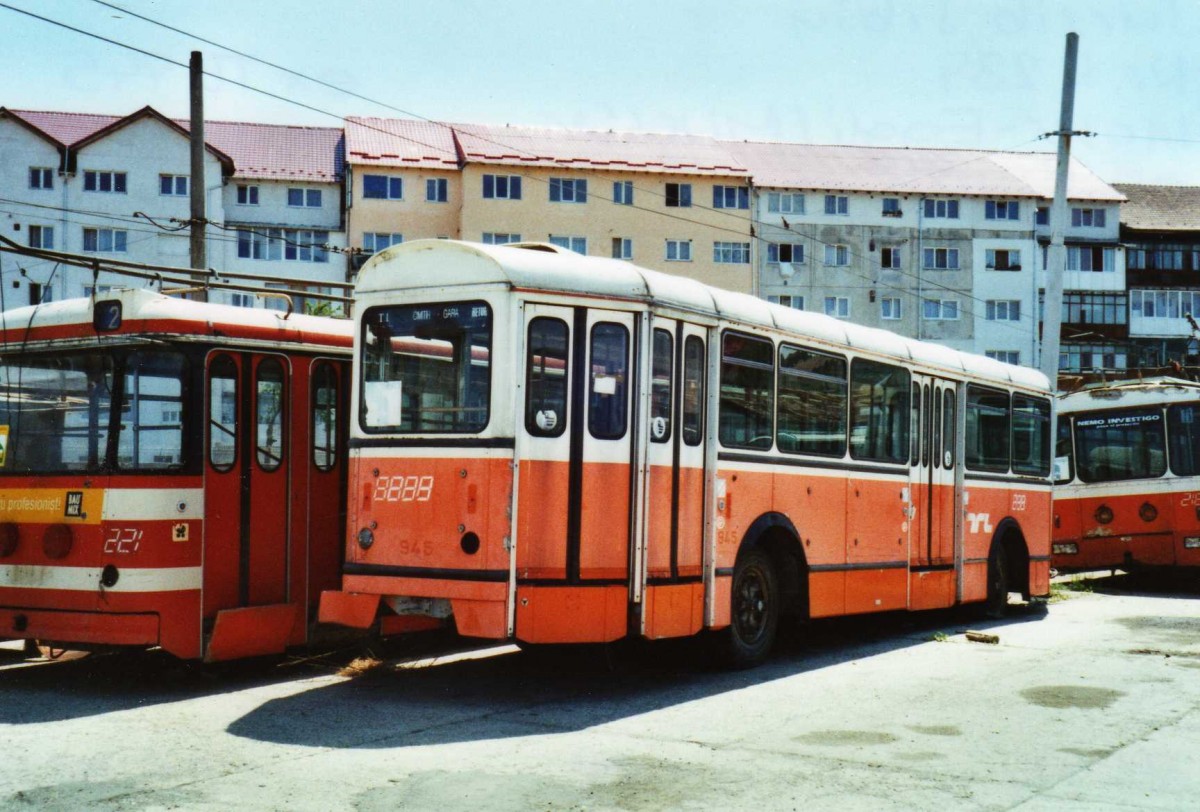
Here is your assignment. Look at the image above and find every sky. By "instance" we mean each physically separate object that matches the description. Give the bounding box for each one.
[2,0,1198,186]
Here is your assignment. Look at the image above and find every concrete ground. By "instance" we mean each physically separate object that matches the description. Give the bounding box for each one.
[1,573,1198,811]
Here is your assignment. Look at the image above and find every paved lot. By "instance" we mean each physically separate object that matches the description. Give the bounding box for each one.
[1,575,1198,811]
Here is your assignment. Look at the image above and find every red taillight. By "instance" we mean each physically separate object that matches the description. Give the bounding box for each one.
[43,524,73,559]
[0,523,17,557]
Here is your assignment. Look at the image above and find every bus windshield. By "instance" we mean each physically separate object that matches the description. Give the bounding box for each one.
[0,349,187,474]
[1073,409,1166,482]
[361,301,491,433]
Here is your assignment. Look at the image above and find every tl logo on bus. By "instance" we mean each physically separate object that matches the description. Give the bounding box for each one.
[967,513,993,534]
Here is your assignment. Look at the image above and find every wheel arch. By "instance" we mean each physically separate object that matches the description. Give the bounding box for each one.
[990,516,1030,599]
[737,512,809,619]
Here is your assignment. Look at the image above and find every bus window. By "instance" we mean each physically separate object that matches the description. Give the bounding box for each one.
[526,318,569,437]
[209,355,237,471]
[682,336,704,447]
[256,358,285,472]
[910,382,920,465]
[849,359,909,463]
[312,361,339,472]
[777,344,846,456]
[360,301,492,433]
[1012,395,1051,476]
[1075,409,1165,482]
[589,322,629,440]
[942,388,956,468]
[117,350,186,471]
[966,386,1010,472]
[651,329,672,443]
[922,384,932,467]
[719,332,774,450]
[1168,404,1200,476]
[1054,415,1074,483]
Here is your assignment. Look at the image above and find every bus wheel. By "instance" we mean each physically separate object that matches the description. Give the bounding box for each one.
[985,542,1010,619]
[719,548,779,669]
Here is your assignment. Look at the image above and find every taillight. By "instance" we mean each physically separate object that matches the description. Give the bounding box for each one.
[43,524,73,559]
[0,523,18,557]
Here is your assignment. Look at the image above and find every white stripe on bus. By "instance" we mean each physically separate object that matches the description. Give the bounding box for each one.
[0,565,202,593]
[102,488,204,521]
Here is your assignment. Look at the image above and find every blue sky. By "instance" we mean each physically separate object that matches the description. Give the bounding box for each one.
[2,0,1197,185]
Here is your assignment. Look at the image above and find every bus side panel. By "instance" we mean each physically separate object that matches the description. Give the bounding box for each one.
[645,464,673,578]
[844,476,907,614]
[676,465,705,578]
[516,459,569,579]
[1174,491,1200,566]
[771,467,846,616]
[287,361,313,642]
[579,461,631,580]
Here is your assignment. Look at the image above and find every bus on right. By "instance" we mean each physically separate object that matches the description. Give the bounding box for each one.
[1053,377,1200,572]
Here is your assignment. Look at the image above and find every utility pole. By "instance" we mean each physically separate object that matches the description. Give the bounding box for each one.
[189,50,207,294]
[1039,33,1079,386]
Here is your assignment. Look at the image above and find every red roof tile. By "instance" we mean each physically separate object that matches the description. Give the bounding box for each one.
[344,117,459,169]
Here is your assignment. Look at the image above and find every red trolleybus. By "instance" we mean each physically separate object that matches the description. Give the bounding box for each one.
[320,240,1052,666]
[1053,377,1200,572]
[0,289,351,660]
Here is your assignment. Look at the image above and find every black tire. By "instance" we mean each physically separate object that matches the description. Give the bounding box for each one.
[717,548,779,669]
[985,542,1010,619]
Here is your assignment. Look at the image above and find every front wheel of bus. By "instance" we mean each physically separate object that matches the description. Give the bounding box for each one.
[719,548,779,669]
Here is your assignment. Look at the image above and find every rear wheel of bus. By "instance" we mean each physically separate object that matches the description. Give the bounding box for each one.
[718,548,779,669]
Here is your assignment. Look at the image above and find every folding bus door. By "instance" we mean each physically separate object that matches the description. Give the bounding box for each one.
[908,374,960,610]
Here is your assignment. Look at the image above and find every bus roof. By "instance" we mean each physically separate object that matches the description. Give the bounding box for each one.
[1059,376,1200,412]
[357,239,1050,392]
[0,288,353,349]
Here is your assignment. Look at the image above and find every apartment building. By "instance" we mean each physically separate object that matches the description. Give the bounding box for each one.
[0,107,347,309]
[1113,184,1200,368]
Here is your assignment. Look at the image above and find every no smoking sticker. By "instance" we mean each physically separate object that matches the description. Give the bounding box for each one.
[172,523,189,542]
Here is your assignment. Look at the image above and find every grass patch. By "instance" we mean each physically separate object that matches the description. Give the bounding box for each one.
[1050,578,1094,602]
[338,656,383,677]
[930,631,949,643]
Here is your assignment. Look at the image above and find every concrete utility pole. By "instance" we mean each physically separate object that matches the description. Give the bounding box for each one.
[189,51,207,282]
[1039,33,1079,386]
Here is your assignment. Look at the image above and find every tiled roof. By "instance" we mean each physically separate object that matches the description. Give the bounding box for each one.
[724,141,1124,201]
[451,122,749,176]
[344,117,459,169]
[1111,184,1200,231]
[8,109,342,182]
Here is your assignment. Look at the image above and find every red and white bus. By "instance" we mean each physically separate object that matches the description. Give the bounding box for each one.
[0,289,352,660]
[320,240,1053,666]
[1053,377,1200,572]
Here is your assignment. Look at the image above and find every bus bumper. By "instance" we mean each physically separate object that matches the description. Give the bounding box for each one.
[0,606,158,647]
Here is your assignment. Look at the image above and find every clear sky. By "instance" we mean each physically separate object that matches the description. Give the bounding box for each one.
[2,0,1197,185]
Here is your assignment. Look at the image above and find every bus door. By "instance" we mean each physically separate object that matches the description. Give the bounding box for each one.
[203,351,295,660]
[636,319,707,639]
[908,374,960,609]
[515,305,636,643]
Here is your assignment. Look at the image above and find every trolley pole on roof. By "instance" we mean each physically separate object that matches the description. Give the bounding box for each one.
[189,50,208,299]
[1039,33,1079,388]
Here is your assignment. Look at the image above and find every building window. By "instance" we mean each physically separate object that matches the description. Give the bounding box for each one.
[986,300,1021,321]
[882,198,902,217]
[768,295,804,309]
[1060,344,1126,372]
[1071,207,1107,228]
[880,247,902,269]
[1130,290,1196,321]
[426,178,448,202]
[549,178,587,203]
[82,227,127,253]
[83,170,126,193]
[986,249,1021,271]
[824,194,848,215]
[612,237,632,260]
[824,296,850,319]
[713,185,749,209]
[284,229,329,262]
[767,243,804,264]
[666,183,692,207]
[231,292,256,308]
[824,244,849,266]
[288,188,322,207]
[29,167,53,190]
[985,200,1020,220]
[1061,245,1115,272]
[714,241,751,264]
[483,232,521,244]
[237,228,328,262]
[923,299,959,320]
[923,247,960,270]
[986,350,1020,365]
[549,235,587,254]
[159,174,188,196]
[363,175,402,200]
[363,233,403,254]
[767,192,804,214]
[881,297,902,320]
[613,181,633,205]
[923,199,959,219]
[666,239,692,261]
[236,184,259,205]
[483,174,522,200]
[1036,207,1049,225]
[1126,246,1197,271]
[28,225,54,249]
